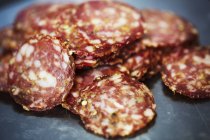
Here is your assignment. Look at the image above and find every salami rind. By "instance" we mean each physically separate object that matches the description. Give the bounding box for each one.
[8,35,75,111]
[72,73,156,137]
[62,66,129,114]
[68,1,144,68]
[140,9,199,48]
[0,54,12,92]
[161,47,210,98]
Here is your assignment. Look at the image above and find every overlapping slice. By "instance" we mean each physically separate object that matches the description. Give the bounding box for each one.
[65,73,156,137]
[62,66,129,114]
[8,35,75,111]
[140,9,199,48]
[68,1,144,68]
[161,47,210,98]
[14,4,76,39]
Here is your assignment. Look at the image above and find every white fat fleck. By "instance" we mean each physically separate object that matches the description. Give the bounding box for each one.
[116,17,127,27]
[85,46,94,52]
[72,91,79,98]
[34,60,41,68]
[101,119,109,126]
[29,39,38,44]
[167,64,172,70]
[40,29,48,35]
[123,124,133,133]
[91,18,102,25]
[53,45,61,52]
[179,63,187,70]
[111,99,124,109]
[62,62,68,69]
[132,12,140,20]
[38,20,47,26]
[89,39,101,45]
[171,71,176,78]
[36,71,57,88]
[131,114,143,120]
[54,61,60,67]
[91,70,103,78]
[16,53,22,62]
[107,39,114,44]
[110,74,122,81]
[54,54,59,59]
[63,53,70,63]
[106,106,116,114]
[29,71,38,81]
[53,39,60,44]
[159,21,169,28]
[20,43,34,57]
[193,55,210,65]
[106,8,116,14]
[108,87,116,94]
[135,56,143,62]
[144,108,154,117]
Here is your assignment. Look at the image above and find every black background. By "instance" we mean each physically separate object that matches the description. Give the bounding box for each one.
[0,0,210,140]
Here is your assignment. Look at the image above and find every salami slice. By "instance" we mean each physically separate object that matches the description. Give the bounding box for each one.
[140,9,199,48]
[161,47,210,98]
[72,73,156,137]
[8,35,75,111]
[0,54,12,92]
[62,66,129,114]
[14,4,76,39]
[68,1,144,68]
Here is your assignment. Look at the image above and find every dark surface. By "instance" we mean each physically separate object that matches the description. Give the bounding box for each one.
[0,0,210,140]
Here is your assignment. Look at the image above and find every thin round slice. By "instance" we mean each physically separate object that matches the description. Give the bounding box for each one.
[140,9,199,48]
[68,1,144,68]
[62,66,129,114]
[8,35,75,111]
[162,47,210,98]
[14,4,76,39]
[73,73,156,137]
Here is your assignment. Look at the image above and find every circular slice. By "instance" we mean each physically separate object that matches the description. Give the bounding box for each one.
[161,47,210,98]
[73,73,156,137]
[68,1,144,68]
[62,66,129,114]
[140,9,199,48]
[8,35,75,111]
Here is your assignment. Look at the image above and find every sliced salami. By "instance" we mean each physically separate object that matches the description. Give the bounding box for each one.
[8,35,75,111]
[14,4,76,39]
[62,66,129,114]
[161,47,210,98]
[140,9,199,48]
[0,54,12,92]
[72,73,156,137]
[68,1,144,68]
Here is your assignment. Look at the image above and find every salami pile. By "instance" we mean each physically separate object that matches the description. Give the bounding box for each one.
[0,0,209,138]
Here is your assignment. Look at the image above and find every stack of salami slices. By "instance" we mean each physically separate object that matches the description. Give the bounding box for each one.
[0,0,209,138]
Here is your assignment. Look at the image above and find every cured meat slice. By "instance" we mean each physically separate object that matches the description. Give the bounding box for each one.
[0,54,12,92]
[8,35,75,111]
[62,66,129,114]
[14,4,76,39]
[161,47,210,98]
[140,9,199,48]
[68,1,144,68]
[72,73,156,137]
